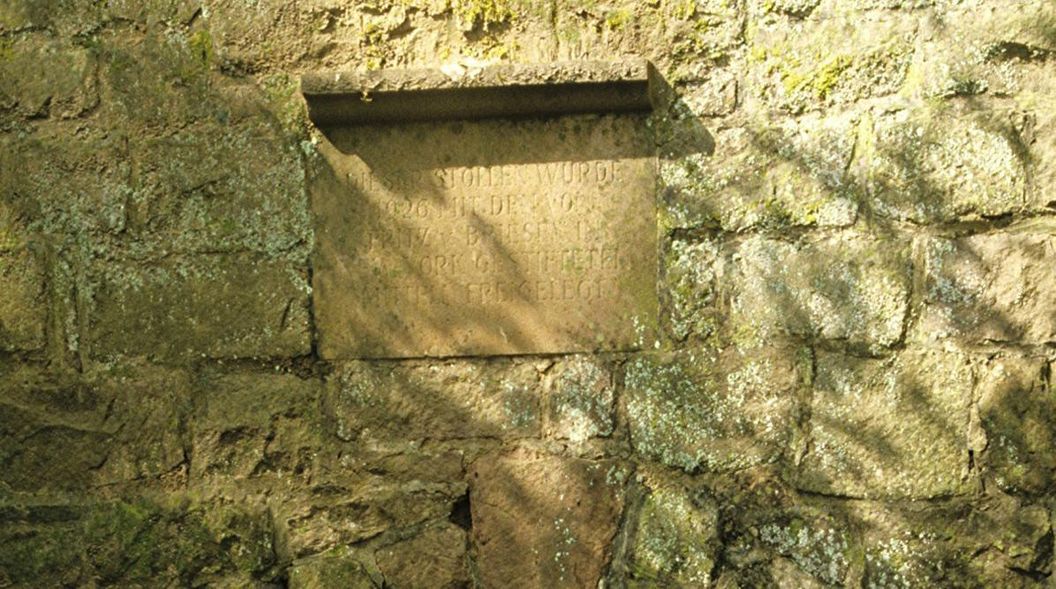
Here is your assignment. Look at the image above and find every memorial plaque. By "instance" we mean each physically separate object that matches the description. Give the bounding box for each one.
[306,62,658,358]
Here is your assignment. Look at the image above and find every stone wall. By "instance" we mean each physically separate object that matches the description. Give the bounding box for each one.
[1,0,1055,587]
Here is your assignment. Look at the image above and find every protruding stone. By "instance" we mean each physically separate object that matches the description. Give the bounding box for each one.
[917,232,1056,346]
[469,450,627,589]
[625,346,802,473]
[797,349,972,499]
[728,233,910,351]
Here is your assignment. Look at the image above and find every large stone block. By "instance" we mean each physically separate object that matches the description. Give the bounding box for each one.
[0,36,96,119]
[917,232,1056,345]
[191,370,321,480]
[623,468,721,587]
[126,119,310,257]
[728,233,910,351]
[324,360,541,441]
[0,248,45,352]
[625,346,803,473]
[797,349,972,499]
[859,106,1032,223]
[0,365,191,491]
[977,354,1055,495]
[660,113,859,232]
[469,450,627,589]
[88,254,311,362]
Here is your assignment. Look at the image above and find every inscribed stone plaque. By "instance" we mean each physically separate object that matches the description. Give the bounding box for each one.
[311,114,657,358]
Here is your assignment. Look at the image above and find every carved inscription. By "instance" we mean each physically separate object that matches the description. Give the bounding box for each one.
[312,115,657,358]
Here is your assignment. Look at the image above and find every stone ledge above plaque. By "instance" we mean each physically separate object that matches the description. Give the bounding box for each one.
[303,60,659,359]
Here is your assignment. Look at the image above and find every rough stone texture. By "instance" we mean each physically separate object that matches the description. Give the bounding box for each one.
[662,238,720,342]
[544,356,615,441]
[0,36,96,119]
[797,349,973,499]
[625,346,804,473]
[859,105,1033,223]
[325,360,541,441]
[2,0,1055,587]
[625,468,721,587]
[374,523,471,588]
[977,354,1056,495]
[0,248,46,352]
[661,113,859,232]
[469,450,627,588]
[191,371,321,480]
[88,254,311,362]
[917,232,1056,346]
[728,233,910,351]
[0,498,277,588]
[0,365,190,492]
[745,12,915,113]
[288,553,376,589]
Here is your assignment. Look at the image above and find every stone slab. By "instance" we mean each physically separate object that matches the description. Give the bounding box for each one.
[312,114,658,359]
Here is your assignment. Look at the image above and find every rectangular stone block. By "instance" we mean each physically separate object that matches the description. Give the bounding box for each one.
[860,106,1032,223]
[728,233,910,351]
[797,349,972,499]
[469,450,626,589]
[191,371,321,479]
[324,360,541,441]
[311,114,658,358]
[977,354,1055,495]
[917,232,1056,345]
[625,345,804,473]
[0,248,46,352]
[88,254,311,362]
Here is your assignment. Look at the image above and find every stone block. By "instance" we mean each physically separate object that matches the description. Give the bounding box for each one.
[859,106,1032,223]
[977,354,1055,495]
[127,120,310,257]
[0,36,96,119]
[0,365,192,491]
[87,254,311,362]
[625,346,803,473]
[544,356,615,442]
[191,371,321,479]
[661,113,859,232]
[325,360,541,441]
[0,248,45,352]
[728,233,910,351]
[917,232,1056,345]
[625,469,720,587]
[375,523,469,588]
[469,450,627,589]
[797,349,972,499]
[746,14,915,113]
